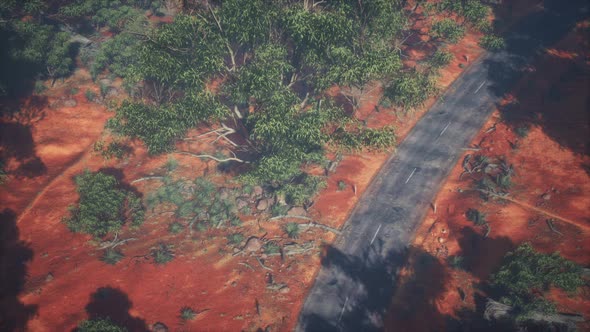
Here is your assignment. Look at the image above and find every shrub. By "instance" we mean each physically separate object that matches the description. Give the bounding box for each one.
[283,222,300,239]
[100,82,110,98]
[101,249,124,265]
[278,175,326,206]
[180,307,196,321]
[69,87,79,95]
[64,170,144,238]
[227,233,244,246]
[77,318,127,332]
[466,208,487,226]
[384,69,437,109]
[34,80,47,94]
[479,35,506,51]
[431,18,465,43]
[85,89,97,102]
[337,180,347,191]
[263,241,280,254]
[515,126,530,138]
[428,49,453,69]
[492,243,584,320]
[168,222,184,234]
[447,255,465,269]
[152,243,174,264]
[271,203,289,217]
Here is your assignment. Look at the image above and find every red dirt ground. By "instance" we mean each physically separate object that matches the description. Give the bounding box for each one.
[384,19,590,332]
[0,4,492,332]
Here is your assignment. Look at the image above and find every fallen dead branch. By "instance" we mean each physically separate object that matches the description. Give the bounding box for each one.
[131,176,164,184]
[175,151,248,163]
[545,219,563,236]
[269,215,341,235]
[98,232,137,250]
[238,262,255,271]
[484,298,583,328]
[256,256,273,271]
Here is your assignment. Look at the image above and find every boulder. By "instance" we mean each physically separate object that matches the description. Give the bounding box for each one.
[152,322,168,332]
[63,99,77,107]
[256,199,270,211]
[243,237,262,252]
[287,207,307,217]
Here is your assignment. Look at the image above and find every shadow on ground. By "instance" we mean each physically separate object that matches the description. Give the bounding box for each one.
[0,208,37,332]
[82,286,149,332]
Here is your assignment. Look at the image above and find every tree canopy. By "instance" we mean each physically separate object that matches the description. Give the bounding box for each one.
[492,243,584,320]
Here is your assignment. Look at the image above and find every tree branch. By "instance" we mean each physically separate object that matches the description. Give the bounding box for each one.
[175,151,248,163]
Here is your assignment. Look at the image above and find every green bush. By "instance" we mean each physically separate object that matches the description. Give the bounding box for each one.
[337,180,347,191]
[431,18,465,43]
[384,69,438,109]
[263,241,280,254]
[279,175,326,206]
[180,307,196,321]
[271,203,289,217]
[78,318,127,332]
[152,243,174,264]
[283,222,300,239]
[34,80,46,94]
[466,208,486,226]
[492,243,584,320]
[85,89,97,102]
[101,249,124,265]
[227,233,244,246]
[479,35,506,51]
[64,170,144,238]
[168,222,184,234]
[515,126,530,138]
[428,49,453,69]
[447,255,465,269]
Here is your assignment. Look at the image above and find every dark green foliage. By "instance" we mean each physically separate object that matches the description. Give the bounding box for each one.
[279,175,326,206]
[337,180,347,191]
[46,32,74,79]
[101,249,124,265]
[492,243,584,320]
[64,170,144,238]
[90,32,143,80]
[333,126,397,151]
[152,243,174,264]
[108,95,227,154]
[77,317,127,332]
[515,126,530,138]
[168,222,184,234]
[263,241,280,254]
[283,222,300,239]
[384,69,438,109]
[227,233,244,246]
[466,208,486,226]
[179,307,196,321]
[271,204,289,217]
[447,255,465,269]
[85,89,97,102]
[0,160,7,184]
[432,0,490,30]
[480,35,506,51]
[431,18,465,43]
[428,49,454,69]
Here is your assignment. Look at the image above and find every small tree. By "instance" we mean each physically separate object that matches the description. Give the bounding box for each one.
[77,318,127,332]
[480,35,506,51]
[384,69,438,110]
[492,243,584,320]
[431,18,465,43]
[64,170,144,238]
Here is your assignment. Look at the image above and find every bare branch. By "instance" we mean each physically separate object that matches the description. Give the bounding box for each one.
[131,176,164,184]
[175,151,248,163]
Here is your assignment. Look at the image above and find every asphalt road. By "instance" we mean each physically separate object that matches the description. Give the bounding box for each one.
[296,2,589,331]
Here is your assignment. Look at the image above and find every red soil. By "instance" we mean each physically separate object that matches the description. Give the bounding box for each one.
[0,5,492,332]
[384,20,590,332]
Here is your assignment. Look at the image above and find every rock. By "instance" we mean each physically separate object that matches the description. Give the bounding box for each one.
[256,199,270,211]
[279,285,290,294]
[253,186,264,197]
[236,199,248,209]
[231,281,237,287]
[541,193,551,200]
[152,322,168,332]
[64,99,77,107]
[287,207,307,217]
[45,273,54,282]
[437,237,445,244]
[243,237,262,252]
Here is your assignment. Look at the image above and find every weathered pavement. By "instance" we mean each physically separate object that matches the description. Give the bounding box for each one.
[296,2,589,331]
